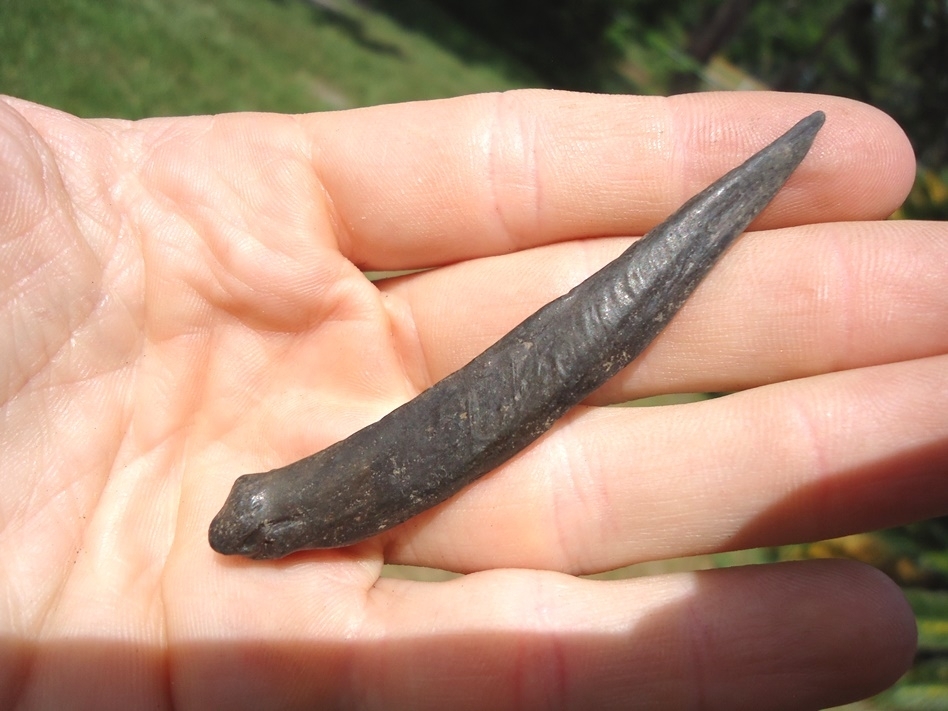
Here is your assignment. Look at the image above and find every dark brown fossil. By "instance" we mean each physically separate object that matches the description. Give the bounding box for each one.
[209,111,825,559]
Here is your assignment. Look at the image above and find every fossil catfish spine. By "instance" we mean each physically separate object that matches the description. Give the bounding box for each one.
[209,111,826,559]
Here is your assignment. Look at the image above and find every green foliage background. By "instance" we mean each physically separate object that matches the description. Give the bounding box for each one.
[409,0,948,219]
[1,0,946,708]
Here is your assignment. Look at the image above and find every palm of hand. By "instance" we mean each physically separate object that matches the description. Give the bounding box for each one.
[1,91,943,710]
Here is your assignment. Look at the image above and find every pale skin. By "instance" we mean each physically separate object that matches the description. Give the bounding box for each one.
[0,89,945,710]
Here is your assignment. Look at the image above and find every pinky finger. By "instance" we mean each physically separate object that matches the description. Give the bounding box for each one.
[359,559,913,711]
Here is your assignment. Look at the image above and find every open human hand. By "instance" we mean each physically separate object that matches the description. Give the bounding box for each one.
[1,89,944,710]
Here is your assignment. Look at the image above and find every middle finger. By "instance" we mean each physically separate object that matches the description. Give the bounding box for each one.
[383,220,948,400]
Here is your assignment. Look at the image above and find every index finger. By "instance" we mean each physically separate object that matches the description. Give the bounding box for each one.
[308,89,914,270]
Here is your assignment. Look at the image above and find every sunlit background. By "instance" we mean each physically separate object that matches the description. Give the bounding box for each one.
[2,1,947,708]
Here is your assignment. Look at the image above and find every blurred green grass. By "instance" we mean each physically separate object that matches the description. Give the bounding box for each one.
[0,0,533,117]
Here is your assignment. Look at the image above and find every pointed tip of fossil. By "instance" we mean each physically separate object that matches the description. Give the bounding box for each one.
[649,108,828,265]
[792,110,827,140]
[728,109,826,198]
[803,109,827,128]
[774,110,826,158]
